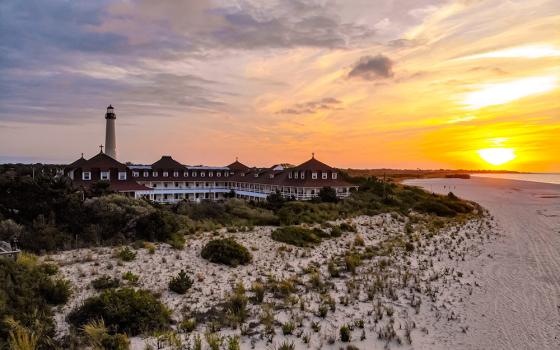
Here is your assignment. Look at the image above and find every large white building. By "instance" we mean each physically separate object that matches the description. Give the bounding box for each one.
[65,106,358,203]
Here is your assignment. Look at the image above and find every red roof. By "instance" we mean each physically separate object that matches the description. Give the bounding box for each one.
[152,156,184,169]
[227,160,250,171]
[82,152,127,170]
[292,157,334,172]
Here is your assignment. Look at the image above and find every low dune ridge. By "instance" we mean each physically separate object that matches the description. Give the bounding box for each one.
[405,177,560,350]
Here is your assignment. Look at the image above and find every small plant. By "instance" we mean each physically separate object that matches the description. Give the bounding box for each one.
[117,247,136,262]
[179,318,196,333]
[251,281,265,303]
[40,277,72,305]
[168,270,193,294]
[201,238,252,267]
[39,263,59,276]
[276,340,295,350]
[144,242,156,254]
[122,271,139,284]
[225,282,249,326]
[344,253,361,274]
[318,304,328,318]
[354,234,365,246]
[92,275,120,290]
[340,324,351,342]
[205,332,222,350]
[282,321,296,335]
[311,321,321,333]
[328,260,340,277]
[226,335,241,350]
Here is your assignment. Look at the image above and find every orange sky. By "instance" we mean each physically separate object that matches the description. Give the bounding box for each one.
[1,0,559,171]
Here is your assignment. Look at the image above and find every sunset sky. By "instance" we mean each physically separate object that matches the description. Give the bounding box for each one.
[1,0,559,171]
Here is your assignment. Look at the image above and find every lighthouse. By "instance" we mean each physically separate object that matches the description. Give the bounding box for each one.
[104,105,117,159]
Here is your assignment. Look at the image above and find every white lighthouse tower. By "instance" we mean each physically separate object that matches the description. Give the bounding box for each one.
[104,105,117,159]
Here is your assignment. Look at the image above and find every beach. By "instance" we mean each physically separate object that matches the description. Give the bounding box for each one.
[404,177,560,349]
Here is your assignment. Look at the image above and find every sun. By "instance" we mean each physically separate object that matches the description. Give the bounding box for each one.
[477,148,516,166]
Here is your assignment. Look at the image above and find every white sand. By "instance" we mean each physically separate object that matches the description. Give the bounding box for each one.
[404,177,560,349]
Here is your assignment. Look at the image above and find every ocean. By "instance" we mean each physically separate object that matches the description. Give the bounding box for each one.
[471,173,560,185]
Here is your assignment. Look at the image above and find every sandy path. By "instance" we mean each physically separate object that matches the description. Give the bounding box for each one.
[405,177,560,349]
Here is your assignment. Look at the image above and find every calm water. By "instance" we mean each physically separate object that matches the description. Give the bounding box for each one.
[471,173,560,185]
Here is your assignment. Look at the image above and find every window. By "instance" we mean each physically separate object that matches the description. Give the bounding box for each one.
[173,171,179,177]
[300,171,305,179]
[82,171,91,181]
[200,172,205,177]
[101,171,110,180]
[132,171,139,177]
[163,171,168,177]
[288,172,292,179]
[152,171,158,177]
[192,171,197,177]
[184,171,189,177]
[217,172,221,177]
[209,171,213,177]
[118,172,127,180]
[143,171,149,177]
[322,172,327,179]
[294,172,298,179]
[332,172,338,179]
[312,172,318,179]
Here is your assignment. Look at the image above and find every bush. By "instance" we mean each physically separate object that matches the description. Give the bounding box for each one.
[117,247,136,261]
[340,324,351,342]
[39,263,59,276]
[282,321,296,335]
[135,210,181,243]
[318,187,338,203]
[201,239,252,267]
[40,277,72,305]
[179,318,196,333]
[67,288,171,336]
[271,226,323,247]
[121,271,139,284]
[91,275,121,290]
[168,270,193,294]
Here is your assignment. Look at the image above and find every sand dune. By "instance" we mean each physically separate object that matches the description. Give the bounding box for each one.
[405,177,560,349]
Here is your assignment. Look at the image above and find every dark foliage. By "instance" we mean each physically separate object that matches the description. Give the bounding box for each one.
[318,186,338,203]
[91,275,121,290]
[271,226,326,247]
[201,239,252,267]
[39,277,72,305]
[67,288,171,336]
[168,270,193,294]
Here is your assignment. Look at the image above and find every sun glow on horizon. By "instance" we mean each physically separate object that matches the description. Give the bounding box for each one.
[463,76,557,109]
[477,148,516,166]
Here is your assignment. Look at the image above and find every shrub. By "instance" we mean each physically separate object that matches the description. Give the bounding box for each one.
[318,187,338,203]
[277,340,295,350]
[168,270,193,294]
[339,222,356,232]
[40,277,72,305]
[282,321,296,335]
[340,324,351,342]
[117,247,136,261]
[92,275,121,290]
[83,319,130,350]
[179,318,196,333]
[225,282,248,326]
[135,210,181,243]
[39,263,59,276]
[344,253,361,274]
[122,271,139,284]
[251,282,265,303]
[271,226,322,247]
[67,288,171,336]
[201,239,252,267]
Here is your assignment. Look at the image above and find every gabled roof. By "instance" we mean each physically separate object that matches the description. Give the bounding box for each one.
[292,157,333,172]
[83,152,127,170]
[227,160,250,171]
[66,154,87,170]
[152,156,184,169]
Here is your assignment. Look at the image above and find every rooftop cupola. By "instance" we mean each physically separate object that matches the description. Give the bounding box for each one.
[105,105,116,120]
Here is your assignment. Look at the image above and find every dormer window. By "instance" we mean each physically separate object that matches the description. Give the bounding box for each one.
[143,171,149,177]
[82,171,91,181]
[288,172,292,179]
[312,172,318,179]
[183,171,189,177]
[101,171,110,180]
[294,172,298,179]
[192,171,197,177]
[163,171,169,177]
[332,172,337,179]
[152,171,158,177]
[132,171,139,177]
[173,171,179,177]
[200,172,205,177]
[241,173,245,177]
[300,171,305,179]
[209,171,213,177]
[322,172,327,179]
[118,172,127,180]
[217,172,221,177]
[225,172,229,177]
[254,173,259,178]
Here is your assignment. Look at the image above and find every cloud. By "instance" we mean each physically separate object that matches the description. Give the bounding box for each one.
[278,97,342,115]
[348,55,394,80]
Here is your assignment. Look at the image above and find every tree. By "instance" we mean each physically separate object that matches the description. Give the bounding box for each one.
[318,187,338,203]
